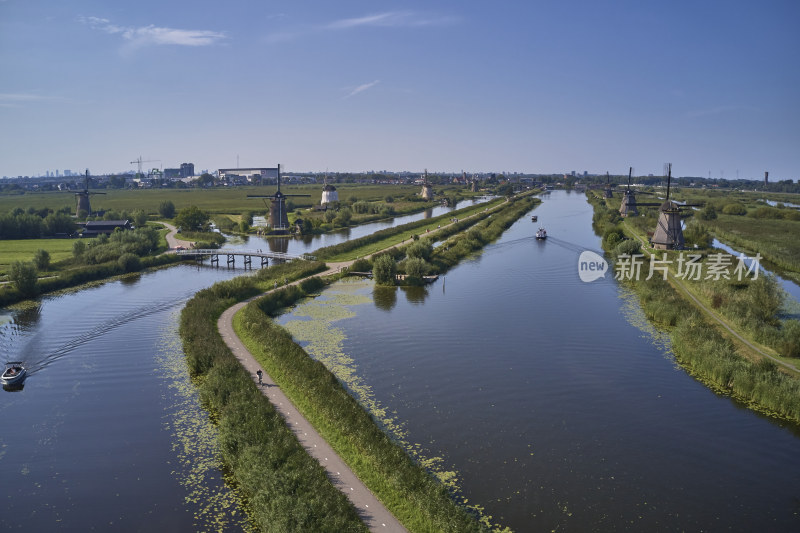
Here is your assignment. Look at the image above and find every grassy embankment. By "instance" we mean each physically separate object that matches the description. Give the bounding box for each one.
[587,193,800,423]
[228,193,539,531]
[670,189,800,283]
[314,195,520,263]
[180,261,370,532]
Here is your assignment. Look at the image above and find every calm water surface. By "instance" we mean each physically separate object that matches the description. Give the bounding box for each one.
[0,266,252,532]
[278,190,800,531]
[222,197,491,256]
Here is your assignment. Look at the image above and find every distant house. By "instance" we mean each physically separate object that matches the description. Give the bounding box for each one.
[81,220,133,237]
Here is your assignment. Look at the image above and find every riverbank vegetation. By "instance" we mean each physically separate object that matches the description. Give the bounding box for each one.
[313,197,510,263]
[179,261,371,532]
[587,193,800,422]
[363,194,541,286]
[0,224,185,306]
[669,189,800,280]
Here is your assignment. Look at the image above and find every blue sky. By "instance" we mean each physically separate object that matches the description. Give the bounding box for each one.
[2,0,798,180]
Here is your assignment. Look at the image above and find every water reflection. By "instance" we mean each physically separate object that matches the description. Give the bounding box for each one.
[120,273,142,286]
[373,286,397,311]
[13,303,42,329]
[267,237,289,254]
[400,285,429,304]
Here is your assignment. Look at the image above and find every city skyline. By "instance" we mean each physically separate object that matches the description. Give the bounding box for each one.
[2,1,798,180]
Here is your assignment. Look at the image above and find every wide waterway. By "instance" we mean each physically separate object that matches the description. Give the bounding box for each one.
[276,190,800,531]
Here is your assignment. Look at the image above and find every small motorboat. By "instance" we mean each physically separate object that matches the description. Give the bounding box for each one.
[531,215,538,222]
[1,362,27,385]
[535,227,547,240]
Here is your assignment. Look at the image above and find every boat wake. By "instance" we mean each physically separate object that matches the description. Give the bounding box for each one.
[5,292,195,375]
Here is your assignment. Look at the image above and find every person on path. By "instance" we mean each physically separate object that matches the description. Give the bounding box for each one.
[256,369,263,385]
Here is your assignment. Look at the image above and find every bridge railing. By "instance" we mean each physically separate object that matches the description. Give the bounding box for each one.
[176,249,314,262]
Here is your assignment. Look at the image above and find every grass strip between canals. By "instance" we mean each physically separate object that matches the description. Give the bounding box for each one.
[180,261,368,532]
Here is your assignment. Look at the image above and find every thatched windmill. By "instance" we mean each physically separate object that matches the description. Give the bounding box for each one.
[247,165,310,233]
[651,164,702,250]
[75,169,105,216]
[603,172,614,198]
[619,167,647,217]
[320,172,338,205]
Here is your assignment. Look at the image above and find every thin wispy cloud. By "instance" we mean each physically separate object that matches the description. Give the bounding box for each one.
[327,11,456,30]
[686,105,759,119]
[344,80,380,99]
[266,11,457,43]
[0,93,68,108]
[78,16,226,48]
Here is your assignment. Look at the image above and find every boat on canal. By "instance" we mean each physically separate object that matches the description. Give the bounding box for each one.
[535,227,547,240]
[2,362,27,385]
[531,215,538,222]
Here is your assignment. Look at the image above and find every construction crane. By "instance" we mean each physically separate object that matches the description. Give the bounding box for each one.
[130,156,160,177]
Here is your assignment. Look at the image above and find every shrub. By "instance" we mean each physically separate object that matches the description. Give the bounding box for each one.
[722,203,747,215]
[405,240,433,261]
[603,227,624,248]
[778,320,800,358]
[402,257,428,284]
[698,204,718,220]
[175,206,210,231]
[133,209,148,228]
[158,200,176,219]
[372,254,397,285]
[350,258,372,272]
[10,261,38,297]
[33,249,51,271]
[72,240,86,258]
[118,253,142,272]
[613,239,642,257]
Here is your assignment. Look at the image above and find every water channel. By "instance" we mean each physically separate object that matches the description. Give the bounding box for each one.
[276,190,800,531]
[1,191,799,531]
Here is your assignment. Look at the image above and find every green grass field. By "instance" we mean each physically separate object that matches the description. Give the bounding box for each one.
[0,184,471,217]
[0,238,75,276]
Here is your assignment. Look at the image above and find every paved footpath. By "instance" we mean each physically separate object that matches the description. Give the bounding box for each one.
[218,295,408,532]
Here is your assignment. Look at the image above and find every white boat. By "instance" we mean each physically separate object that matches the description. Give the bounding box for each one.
[1,362,27,385]
[535,227,547,240]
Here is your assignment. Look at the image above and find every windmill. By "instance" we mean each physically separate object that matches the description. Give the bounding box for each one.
[320,170,338,205]
[604,171,614,198]
[420,169,434,200]
[650,163,703,250]
[247,165,310,233]
[75,169,106,216]
[619,167,651,217]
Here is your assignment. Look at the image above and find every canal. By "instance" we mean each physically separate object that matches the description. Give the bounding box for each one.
[276,190,800,531]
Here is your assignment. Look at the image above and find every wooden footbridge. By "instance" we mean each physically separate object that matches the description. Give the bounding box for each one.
[176,248,315,267]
